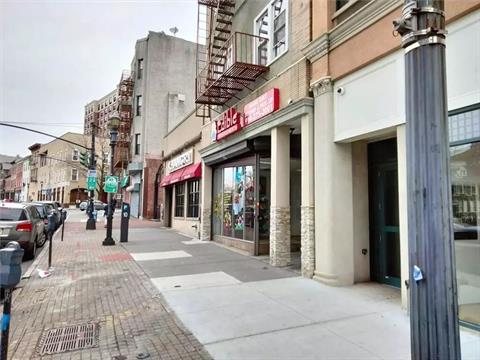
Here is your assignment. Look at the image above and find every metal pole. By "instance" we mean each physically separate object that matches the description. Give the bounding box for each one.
[61,216,65,242]
[0,288,12,360]
[394,1,460,359]
[86,126,96,230]
[103,140,116,246]
[48,230,52,269]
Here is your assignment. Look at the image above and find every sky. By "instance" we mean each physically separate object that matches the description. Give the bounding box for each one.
[0,0,198,157]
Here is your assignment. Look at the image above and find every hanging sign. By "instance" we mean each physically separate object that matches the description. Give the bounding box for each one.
[167,149,193,173]
[213,108,245,141]
[244,88,280,126]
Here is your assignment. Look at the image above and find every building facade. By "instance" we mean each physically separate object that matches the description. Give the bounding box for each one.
[127,32,197,218]
[159,110,208,237]
[303,0,480,328]
[0,154,17,200]
[84,71,134,175]
[196,0,314,275]
[28,133,106,205]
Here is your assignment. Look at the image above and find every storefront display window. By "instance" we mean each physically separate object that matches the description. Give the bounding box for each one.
[175,183,185,217]
[187,180,200,218]
[212,163,256,242]
[223,168,234,237]
[449,105,480,329]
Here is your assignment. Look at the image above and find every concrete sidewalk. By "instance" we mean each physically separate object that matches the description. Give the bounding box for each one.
[123,227,480,360]
[7,215,210,359]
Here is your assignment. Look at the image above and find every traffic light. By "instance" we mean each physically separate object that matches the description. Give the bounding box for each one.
[79,151,90,168]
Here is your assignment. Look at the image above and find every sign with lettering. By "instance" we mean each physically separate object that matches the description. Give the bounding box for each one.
[244,88,280,126]
[87,177,97,190]
[213,108,244,141]
[167,149,193,173]
[104,176,119,193]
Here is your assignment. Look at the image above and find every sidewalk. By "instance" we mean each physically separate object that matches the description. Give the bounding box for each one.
[7,216,210,359]
[122,226,480,360]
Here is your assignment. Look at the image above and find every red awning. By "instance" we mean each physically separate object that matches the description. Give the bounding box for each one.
[160,173,172,187]
[160,162,202,187]
[180,163,202,181]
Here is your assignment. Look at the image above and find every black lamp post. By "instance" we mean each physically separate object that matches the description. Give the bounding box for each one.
[102,114,120,246]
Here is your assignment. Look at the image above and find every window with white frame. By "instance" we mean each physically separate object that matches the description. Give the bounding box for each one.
[72,149,79,161]
[71,168,79,181]
[255,0,288,64]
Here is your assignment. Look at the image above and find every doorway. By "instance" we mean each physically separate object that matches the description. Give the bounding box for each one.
[368,139,401,287]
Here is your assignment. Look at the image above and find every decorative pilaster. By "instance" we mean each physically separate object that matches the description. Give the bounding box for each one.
[270,207,291,267]
[200,207,211,241]
[301,206,315,277]
[311,76,333,98]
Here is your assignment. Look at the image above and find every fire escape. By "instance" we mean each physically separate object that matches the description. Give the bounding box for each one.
[195,0,269,116]
[114,70,134,170]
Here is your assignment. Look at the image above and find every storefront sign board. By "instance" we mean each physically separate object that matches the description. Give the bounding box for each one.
[213,108,244,141]
[167,149,193,173]
[244,88,280,126]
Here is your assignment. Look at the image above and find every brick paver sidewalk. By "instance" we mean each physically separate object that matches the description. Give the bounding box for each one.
[7,220,211,360]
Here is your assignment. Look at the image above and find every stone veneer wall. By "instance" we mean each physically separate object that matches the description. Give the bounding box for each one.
[301,206,315,278]
[201,207,211,241]
[270,207,291,267]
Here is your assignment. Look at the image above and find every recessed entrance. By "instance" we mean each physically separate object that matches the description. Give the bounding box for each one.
[368,138,401,287]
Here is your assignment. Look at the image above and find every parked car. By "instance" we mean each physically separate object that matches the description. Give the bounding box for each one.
[27,202,53,247]
[80,200,107,211]
[37,201,62,227]
[0,202,45,260]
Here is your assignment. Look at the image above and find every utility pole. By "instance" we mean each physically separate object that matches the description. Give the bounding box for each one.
[86,126,96,230]
[394,1,460,359]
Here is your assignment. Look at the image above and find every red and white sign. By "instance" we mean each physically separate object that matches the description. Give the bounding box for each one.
[213,108,244,141]
[244,88,280,126]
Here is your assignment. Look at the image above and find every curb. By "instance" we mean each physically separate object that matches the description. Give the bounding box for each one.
[21,216,66,280]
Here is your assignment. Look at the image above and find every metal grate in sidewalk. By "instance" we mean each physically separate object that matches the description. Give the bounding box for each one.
[36,322,99,355]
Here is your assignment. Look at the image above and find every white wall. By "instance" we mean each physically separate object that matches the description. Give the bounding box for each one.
[334,9,480,142]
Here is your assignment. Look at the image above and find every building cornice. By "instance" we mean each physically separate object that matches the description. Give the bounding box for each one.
[303,0,402,62]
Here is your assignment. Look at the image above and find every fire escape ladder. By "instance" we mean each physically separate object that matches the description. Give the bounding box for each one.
[196,0,268,108]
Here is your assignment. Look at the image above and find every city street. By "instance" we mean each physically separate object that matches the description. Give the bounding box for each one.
[7,209,480,359]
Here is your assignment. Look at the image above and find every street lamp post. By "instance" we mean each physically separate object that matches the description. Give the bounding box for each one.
[102,115,120,246]
[86,124,97,230]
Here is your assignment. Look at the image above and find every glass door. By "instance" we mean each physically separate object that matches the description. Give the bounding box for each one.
[370,163,401,287]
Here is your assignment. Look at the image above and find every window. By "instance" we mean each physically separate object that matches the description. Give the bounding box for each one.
[254,0,288,64]
[71,168,79,181]
[175,183,185,217]
[187,180,200,218]
[336,0,350,11]
[72,149,79,161]
[137,58,144,79]
[134,133,141,155]
[448,105,480,329]
[40,154,47,167]
[136,95,142,116]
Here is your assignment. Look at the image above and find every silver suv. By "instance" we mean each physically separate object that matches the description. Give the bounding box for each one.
[0,202,45,260]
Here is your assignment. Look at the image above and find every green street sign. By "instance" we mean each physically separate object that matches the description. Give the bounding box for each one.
[120,176,129,188]
[87,176,97,190]
[104,176,119,193]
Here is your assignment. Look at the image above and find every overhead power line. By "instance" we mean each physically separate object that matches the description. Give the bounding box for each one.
[0,122,91,150]
[1,121,84,127]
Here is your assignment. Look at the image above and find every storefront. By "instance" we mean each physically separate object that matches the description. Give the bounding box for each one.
[449,104,480,330]
[161,149,202,238]
[200,87,314,271]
